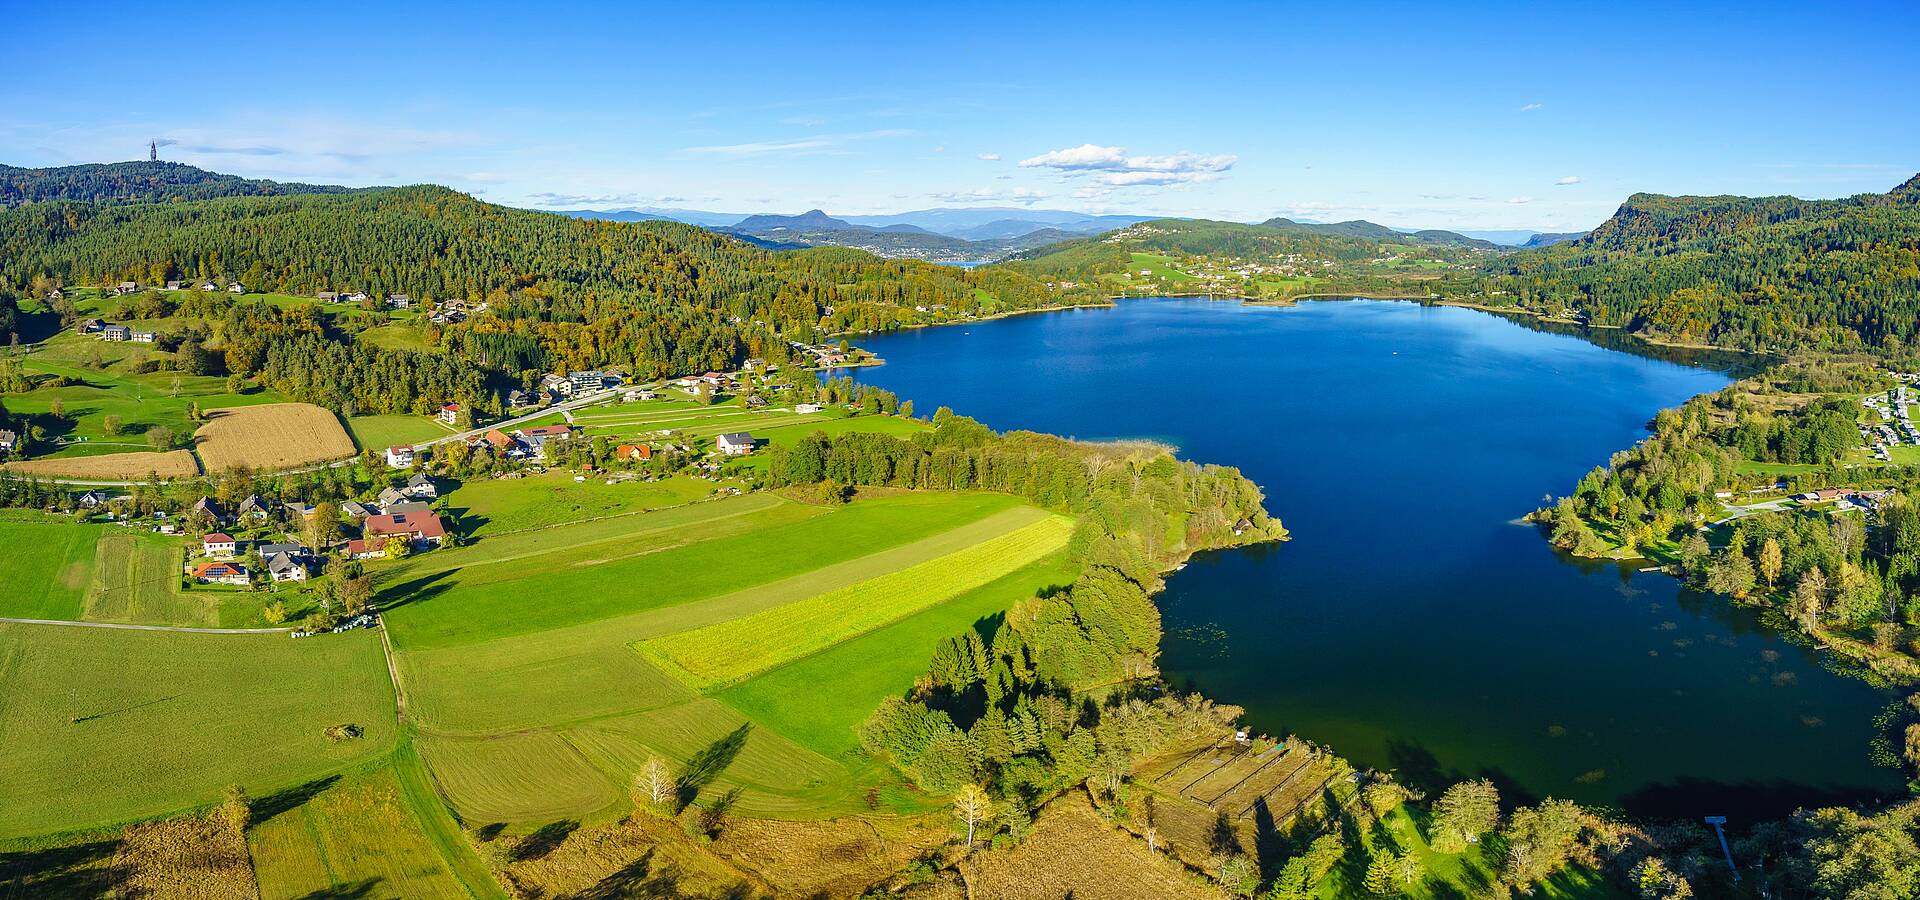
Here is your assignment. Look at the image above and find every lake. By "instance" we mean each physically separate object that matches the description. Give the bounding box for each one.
[851,297,1904,820]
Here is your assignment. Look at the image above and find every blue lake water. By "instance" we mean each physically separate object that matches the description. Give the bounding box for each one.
[852,297,1904,819]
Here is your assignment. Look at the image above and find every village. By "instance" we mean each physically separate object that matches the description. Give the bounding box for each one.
[1859,371,1920,461]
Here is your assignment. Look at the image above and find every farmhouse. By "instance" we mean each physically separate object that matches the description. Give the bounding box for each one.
[438,402,462,425]
[363,509,448,550]
[115,281,139,295]
[266,553,309,583]
[202,533,238,556]
[100,324,131,342]
[515,424,572,456]
[343,538,384,560]
[0,429,16,454]
[130,330,156,343]
[716,432,756,455]
[385,445,416,467]
[190,561,249,585]
[405,473,438,498]
[614,443,652,462]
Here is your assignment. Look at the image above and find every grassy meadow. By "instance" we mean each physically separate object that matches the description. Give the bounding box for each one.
[0,514,102,619]
[345,412,450,450]
[0,624,397,838]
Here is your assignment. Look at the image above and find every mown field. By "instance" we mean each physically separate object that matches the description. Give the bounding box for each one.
[640,514,1074,689]
[4,449,199,479]
[0,514,102,619]
[193,402,357,471]
[247,756,479,900]
[345,412,448,450]
[443,470,716,536]
[82,531,215,626]
[0,624,397,838]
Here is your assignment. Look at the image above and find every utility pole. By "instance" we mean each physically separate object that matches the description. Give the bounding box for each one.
[1704,816,1739,882]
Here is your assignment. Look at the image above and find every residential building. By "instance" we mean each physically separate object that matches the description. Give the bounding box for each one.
[405,473,438,498]
[340,501,376,519]
[115,281,139,295]
[317,291,339,302]
[377,486,408,508]
[192,497,228,523]
[164,280,184,291]
[614,443,652,462]
[228,282,245,294]
[238,494,271,519]
[569,370,605,392]
[387,293,411,308]
[0,429,16,454]
[130,330,157,343]
[344,538,384,559]
[385,445,416,468]
[101,324,131,342]
[794,403,824,414]
[77,490,110,507]
[716,432,756,455]
[190,561,249,585]
[266,553,309,582]
[202,532,238,556]
[438,402,462,426]
[363,509,448,549]
[78,318,104,334]
[515,424,572,456]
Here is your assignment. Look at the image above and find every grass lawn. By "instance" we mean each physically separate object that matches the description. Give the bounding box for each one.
[248,759,473,900]
[721,547,1080,757]
[82,531,215,627]
[442,471,714,537]
[0,515,101,620]
[640,514,1075,689]
[383,491,1024,650]
[356,324,435,353]
[0,624,397,838]
[345,413,448,450]
[1736,459,1828,477]
[417,731,621,824]
[1129,252,1195,282]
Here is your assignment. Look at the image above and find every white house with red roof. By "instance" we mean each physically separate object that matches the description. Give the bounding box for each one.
[385,445,416,467]
[202,532,238,557]
[438,403,462,426]
[362,509,448,550]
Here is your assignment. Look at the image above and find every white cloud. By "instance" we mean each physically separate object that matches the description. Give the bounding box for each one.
[1019,143,1236,188]
[1507,196,1535,204]
[1520,103,1543,112]
[927,186,1048,205]
[976,152,1001,161]
[779,115,827,127]
[1555,176,1582,185]
[931,145,946,153]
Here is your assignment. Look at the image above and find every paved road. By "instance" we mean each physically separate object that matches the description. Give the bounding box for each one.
[0,616,293,635]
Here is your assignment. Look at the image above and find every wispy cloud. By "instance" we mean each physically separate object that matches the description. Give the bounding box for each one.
[976,152,1001,161]
[927,186,1048,205]
[1507,196,1535,204]
[1019,143,1236,187]
[1555,176,1582,185]
[682,129,913,157]
[779,115,827,127]
[1520,102,1543,112]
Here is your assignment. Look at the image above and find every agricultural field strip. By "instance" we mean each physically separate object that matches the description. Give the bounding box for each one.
[1196,744,1291,806]
[637,514,1076,690]
[394,505,1052,736]
[582,411,833,436]
[1231,755,1321,820]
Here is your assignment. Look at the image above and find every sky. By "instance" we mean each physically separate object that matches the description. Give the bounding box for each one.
[4,1,1916,231]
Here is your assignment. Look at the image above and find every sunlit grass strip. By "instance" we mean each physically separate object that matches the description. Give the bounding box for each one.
[638,515,1074,690]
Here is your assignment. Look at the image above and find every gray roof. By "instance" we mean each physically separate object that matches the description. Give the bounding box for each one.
[383,500,432,515]
[257,542,308,558]
[407,473,434,488]
[266,553,306,574]
[718,432,755,443]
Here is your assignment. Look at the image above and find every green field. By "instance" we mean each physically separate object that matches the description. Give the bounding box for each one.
[641,514,1075,689]
[417,731,621,823]
[357,323,435,352]
[1129,252,1196,282]
[248,759,474,900]
[345,413,448,450]
[0,624,397,838]
[82,531,214,626]
[442,470,715,537]
[720,548,1080,756]
[0,515,101,619]
[383,491,1026,650]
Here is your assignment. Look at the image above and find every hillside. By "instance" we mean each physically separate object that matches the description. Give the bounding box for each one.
[1471,174,1920,350]
[0,161,353,207]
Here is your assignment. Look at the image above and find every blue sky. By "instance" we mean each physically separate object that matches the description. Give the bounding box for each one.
[4,1,1915,230]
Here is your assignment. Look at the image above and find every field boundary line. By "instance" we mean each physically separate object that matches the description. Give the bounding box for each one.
[0,616,292,634]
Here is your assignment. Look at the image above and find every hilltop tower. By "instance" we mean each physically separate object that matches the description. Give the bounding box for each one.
[149,140,158,162]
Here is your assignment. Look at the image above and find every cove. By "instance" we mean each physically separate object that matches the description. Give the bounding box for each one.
[851,297,1905,820]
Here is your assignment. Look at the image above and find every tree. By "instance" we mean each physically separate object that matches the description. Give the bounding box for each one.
[1758,537,1783,590]
[262,601,288,625]
[1364,851,1399,896]
[220,784,251,834]
[1500,799,1587,890]
[102,414,123,436]
[1216,853,1260,898]
[1790,567,1828,632]
[952,784,992,847]
[1397,852,1424,887]
[1631,857,1693,899]
[634,755,676,811]
[145,425,174,450]
[1430,779,1501,853]
[307,502,342,548]
[1704,550,1756,598]
[383,535,411,559]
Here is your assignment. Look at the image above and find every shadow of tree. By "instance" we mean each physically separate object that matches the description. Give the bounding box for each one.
[678,724,751,807]
[513,819,580,862]
[0,839,126,898]
[294,878,384,900]
[251,774,341,824]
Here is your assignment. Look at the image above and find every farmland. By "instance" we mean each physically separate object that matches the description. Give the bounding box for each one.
[442,469,715,536]
[82,531,214,626]
[344,412,449,450]
[192,402,357,471]
[0,514,102,619]
[246,758,476,900]
[640,513,1075,689]
[4,448,199,479]
[0,623,396,838]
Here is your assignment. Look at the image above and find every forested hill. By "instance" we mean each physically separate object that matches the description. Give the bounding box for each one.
[1471,174,1920,351]
[0,184,1066,375]
[0,161,354,206]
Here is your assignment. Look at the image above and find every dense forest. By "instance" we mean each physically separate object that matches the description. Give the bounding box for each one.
[1472,174,1920,351]
[0,161,353,207]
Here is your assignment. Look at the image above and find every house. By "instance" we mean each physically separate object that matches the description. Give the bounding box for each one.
[382,500,432,516]
[515,425,572,456]
[716,432,756,456]
[190,561,249,585]
[238,494,271,519]
[130,330,157,343]
[192,497,228,523]
[744,394,767,408]
[484,429,518,453]
[794,403,824,414]
[0,429,16,454]
[507,389,531,408]
[78,318,104,334]
[344,538,384,559]
[1798,487,1853,503]
[228,282,246,294]
[387,293,411,308]
[438,402,462,426]
[77,490,111,507]
[743,357,768,372]
[266,553,309,582]
[199,281,218,292]
[346,291,371,304]
[377,486,408,508]
[46,288,62,300]
[257,542,310,561]
[101,324,131,342]
[164,280,184,291]
[540,373,573,398]
[283,501,316,519]
[363,509,448,549]
[405,473,438,499]
[385,445,416,468]
[202,532,239,557]
[317,291,339,303]
[614,443,652,462]
[700,371,724,385]
[569,370,605,392]
[340,501,376,519]
[115,281,139,295]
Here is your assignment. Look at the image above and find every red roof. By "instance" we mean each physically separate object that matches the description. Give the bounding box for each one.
[364,510,447,540]
[441,402,461,411]
[346,538,375,555]
[387,445,412,454]
[615,443,652,460]
[204,532,235,544]
[520,425,571,438]
[192,561,245,578]
[485,429,515,448]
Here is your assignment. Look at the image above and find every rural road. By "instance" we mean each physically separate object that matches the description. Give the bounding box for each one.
[0,616,293,634]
